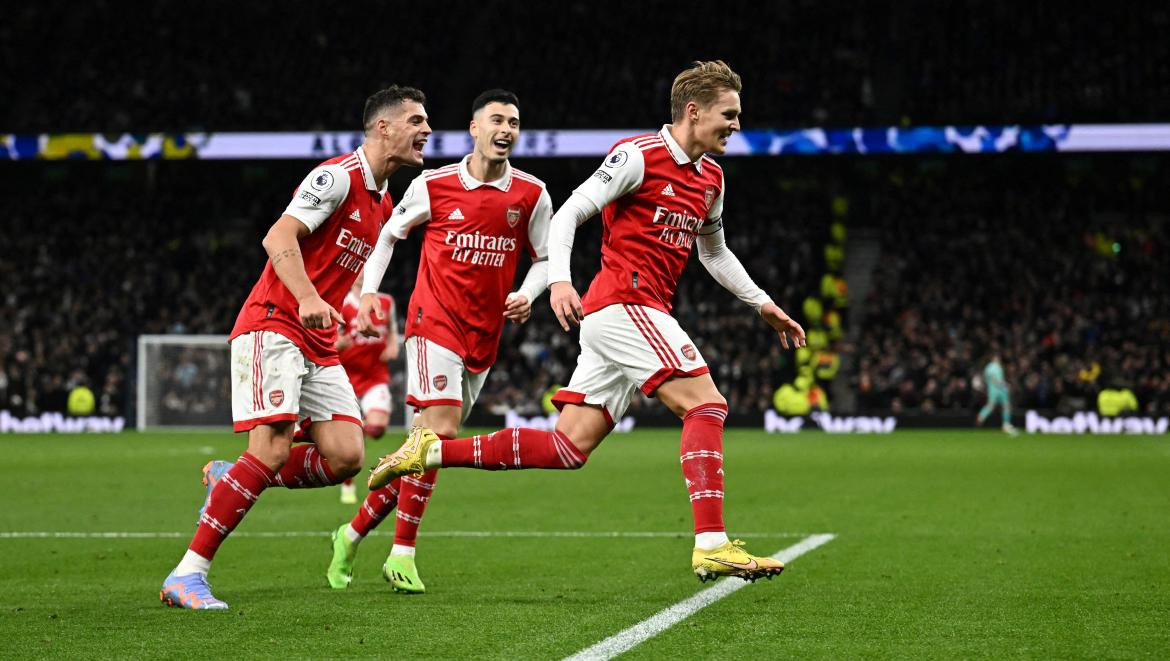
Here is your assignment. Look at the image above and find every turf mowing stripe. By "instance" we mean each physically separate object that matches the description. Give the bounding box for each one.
[0,530,815,539]
[563,533,836,661]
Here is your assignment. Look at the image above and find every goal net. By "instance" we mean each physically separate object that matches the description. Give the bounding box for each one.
[136,334,232,430]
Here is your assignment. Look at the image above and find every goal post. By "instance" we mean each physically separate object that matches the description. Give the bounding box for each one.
[136,334,231,430]
[135,334,411,431]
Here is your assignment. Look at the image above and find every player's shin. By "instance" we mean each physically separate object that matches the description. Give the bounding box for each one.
[438,428,586,470]
[350,480,401,539]
[392,434,449,551]
[681,403,730,550]
[392,468,438,553]
[186,452,274,566]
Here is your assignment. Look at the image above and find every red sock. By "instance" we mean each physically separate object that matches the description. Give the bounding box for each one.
[393,470,438,547]
[440,428,586,470]
[392,432,452,547]
[189,452,274,558]
[273,444,339,488]
[350,480,400,537]
[681,403,728,534]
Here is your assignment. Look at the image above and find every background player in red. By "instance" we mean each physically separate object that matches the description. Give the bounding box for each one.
[369,62,806,583]
[159,86,431,610]
[336,276,399,504]
[326,89,551,594]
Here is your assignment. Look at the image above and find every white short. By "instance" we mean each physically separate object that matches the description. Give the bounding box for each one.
[358,383,392,417]
[552,303,708,424]
[230,331,361,432]
[405,335,489,426]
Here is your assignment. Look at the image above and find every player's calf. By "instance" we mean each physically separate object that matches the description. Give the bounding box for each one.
[369,427,588,487]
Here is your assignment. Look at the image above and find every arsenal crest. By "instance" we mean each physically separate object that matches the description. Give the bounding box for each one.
[704,186,717,210]
[433,375,448,390]
[506,206,522,228]
[680,344,697,361]
[269,390,285,407]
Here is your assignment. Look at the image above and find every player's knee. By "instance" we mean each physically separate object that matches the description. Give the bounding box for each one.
[329,447,364,478]
[706,392,728,410]
[555,427,601,466]
[429,421,459,440]
[363,423,387,439]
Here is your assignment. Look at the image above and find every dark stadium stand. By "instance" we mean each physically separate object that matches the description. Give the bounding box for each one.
[3,1,1167,131]
[4,153,1166,419]
[4,2,1168,421]
[854,156,1170,416]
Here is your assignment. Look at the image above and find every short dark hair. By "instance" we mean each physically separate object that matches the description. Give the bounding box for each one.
[363,86,426,131]
[471,89,519,116]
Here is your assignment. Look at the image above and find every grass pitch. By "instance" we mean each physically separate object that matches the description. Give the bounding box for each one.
[1,428,1167,659]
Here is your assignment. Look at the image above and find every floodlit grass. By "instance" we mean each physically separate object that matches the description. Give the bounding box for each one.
[1,429,1167,658]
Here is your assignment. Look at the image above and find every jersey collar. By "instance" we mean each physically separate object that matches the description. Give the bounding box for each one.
[457,154,512,191]
[660,125,703,173]
[355,146,388,194]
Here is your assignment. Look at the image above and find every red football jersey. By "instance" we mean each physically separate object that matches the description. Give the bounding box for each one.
[230,147,393,365]
[385,157,552,373]
[572,127,725,316]
[338,291,394,396]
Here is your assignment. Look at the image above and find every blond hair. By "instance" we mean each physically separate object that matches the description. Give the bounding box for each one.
[670,60,742,122]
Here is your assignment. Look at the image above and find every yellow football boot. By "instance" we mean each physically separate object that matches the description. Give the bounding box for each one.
[368,426,439,489]
[692,539,785,583]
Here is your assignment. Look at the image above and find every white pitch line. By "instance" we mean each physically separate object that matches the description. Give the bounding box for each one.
[0,530,814,540]
[563,533,836,661]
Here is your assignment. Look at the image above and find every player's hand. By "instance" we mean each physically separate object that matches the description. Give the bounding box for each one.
[550,282,584,332]
[299,294,344,329]
[504,293,533,325]
[357,293,384,338]
[761,302,806,350]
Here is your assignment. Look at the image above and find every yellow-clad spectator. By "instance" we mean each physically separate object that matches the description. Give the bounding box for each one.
[67,385,96,416]
[773,383,810,416]
[814,347,840,382]
[802,296,823,328]
[1097,388,1138,417]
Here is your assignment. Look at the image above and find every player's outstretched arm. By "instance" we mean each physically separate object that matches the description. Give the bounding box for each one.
[263,215,342,329]
[695,222,805,349]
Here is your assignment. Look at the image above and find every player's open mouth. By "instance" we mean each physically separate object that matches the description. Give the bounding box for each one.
[493,138,513,152]
[413,138,428,154]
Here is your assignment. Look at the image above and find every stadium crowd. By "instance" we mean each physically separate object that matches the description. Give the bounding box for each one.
[855,157,1170,416]
[0,159,828,420]
[7,153,1166,421]
[4,1,1168,132]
